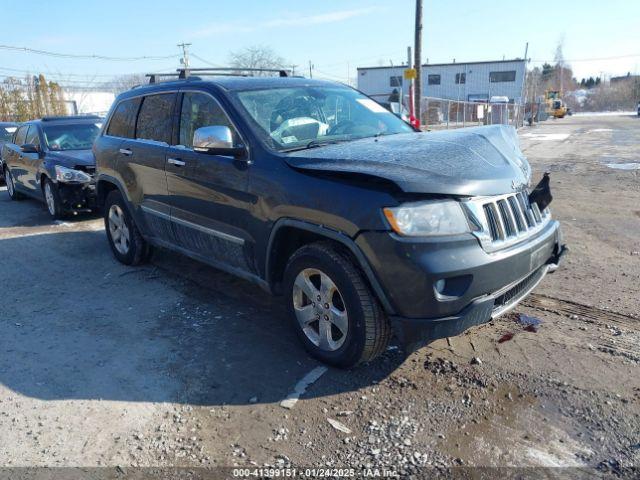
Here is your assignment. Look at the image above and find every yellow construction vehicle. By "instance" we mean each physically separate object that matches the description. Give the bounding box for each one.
[545,90,567,119]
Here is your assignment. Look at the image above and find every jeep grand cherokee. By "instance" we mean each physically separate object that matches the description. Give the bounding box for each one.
[94,70,565,368]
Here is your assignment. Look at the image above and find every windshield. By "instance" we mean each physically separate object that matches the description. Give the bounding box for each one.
[234,86,414,151]
[0,125,17,142]
[43,122,102,151]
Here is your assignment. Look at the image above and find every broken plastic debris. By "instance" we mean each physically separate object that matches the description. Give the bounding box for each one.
[513,313,543,333]
[327,418,352,434]
[280,366,328,409]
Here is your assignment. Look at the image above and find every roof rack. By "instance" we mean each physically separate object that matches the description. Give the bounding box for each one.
[145,72,202,84]
[41,115,102,122]
[146,67,291,84]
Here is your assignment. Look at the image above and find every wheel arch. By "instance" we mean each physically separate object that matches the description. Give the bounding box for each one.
[96,175,128,209]
[265,218,395,315]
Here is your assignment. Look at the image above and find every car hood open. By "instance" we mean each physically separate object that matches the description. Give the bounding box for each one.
[285,125,531,197]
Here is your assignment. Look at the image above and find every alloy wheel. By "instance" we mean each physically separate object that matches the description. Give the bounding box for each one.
[292,268,348,351]
[6,170,14,197]
[108,204,131,255]
[44,182,56,216]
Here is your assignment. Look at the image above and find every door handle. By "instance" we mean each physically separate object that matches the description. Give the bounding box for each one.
[167,158,186,167]
[119,148,132,156]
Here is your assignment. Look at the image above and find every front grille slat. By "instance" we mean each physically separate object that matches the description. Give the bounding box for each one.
[517,192,535,227]
[497,199,515,237]
[507,196,526,232]
[483,204,499,241]
[470,189,552,252]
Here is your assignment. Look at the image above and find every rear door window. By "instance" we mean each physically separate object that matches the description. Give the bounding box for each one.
[135,93,177,144]
[14,125,28,145]
[106,97,141,139]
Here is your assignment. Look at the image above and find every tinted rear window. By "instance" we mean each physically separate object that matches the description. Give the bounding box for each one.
[135,93,176,144]
[0,125,17,142]
[106,98,141,138]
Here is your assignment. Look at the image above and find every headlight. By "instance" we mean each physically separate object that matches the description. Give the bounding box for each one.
[54,165,92,183]
[383,200,470,236]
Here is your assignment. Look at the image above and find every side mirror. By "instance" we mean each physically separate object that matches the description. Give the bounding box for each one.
[21,143,39,154]
[193,126,246,158]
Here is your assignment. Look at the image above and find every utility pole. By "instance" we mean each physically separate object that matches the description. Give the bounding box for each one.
[414,0,423,127]
[177,42,191,69]
[520,42,529,126]
[407,46,412,121]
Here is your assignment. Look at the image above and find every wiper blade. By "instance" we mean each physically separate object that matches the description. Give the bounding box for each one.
[281,138,349,153]
[305,138,346,149]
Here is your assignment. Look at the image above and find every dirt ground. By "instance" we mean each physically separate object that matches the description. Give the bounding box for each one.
[0,114,638,478]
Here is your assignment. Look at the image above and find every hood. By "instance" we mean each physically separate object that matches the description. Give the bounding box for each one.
[46,149,95,167]
[285,125,531,197]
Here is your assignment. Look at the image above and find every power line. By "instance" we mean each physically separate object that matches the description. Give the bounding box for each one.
[530,53,640,63]
[317,50,407,69]
[0,66,163,78]
[0,44,179,61]
[190,53,222,68]
[313,69,347,82]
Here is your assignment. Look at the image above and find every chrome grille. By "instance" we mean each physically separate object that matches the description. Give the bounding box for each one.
[464,191,551,252]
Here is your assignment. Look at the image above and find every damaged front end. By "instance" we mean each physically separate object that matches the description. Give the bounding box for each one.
[383,173,567,354]
[53,164,97,213]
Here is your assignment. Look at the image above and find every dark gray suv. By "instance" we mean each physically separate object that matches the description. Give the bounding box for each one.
[94,70,565,368]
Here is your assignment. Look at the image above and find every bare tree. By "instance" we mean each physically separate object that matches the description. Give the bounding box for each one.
[107,74,147,94]
[582,78,640,111]
[229,46,287,75]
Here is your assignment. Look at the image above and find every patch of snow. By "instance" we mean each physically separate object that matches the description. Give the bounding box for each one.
[606,163,640,170]
[573,111,636,117]
[521,133,570,141]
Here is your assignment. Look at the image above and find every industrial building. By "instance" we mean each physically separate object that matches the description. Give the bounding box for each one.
[357,59,526,104]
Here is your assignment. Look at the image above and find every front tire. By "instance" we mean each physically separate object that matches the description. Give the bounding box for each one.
[43,178,65,219]
[283,242,391,368]
[104,190,153,265]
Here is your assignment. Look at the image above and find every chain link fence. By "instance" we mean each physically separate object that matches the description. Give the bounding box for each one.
[421,97,525,130]
[369,94,527,130]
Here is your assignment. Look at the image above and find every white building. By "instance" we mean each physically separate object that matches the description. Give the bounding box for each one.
[62,89,115,117]
[357,59,526,104]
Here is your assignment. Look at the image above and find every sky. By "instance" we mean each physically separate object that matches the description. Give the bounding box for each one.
[0,0,638,87]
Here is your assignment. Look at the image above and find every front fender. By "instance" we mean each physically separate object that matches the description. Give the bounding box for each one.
[265,218,396,315]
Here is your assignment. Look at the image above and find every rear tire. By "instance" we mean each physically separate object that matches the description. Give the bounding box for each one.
[283,242,391,368]
[4,168,24,200]
[104,190,153,265]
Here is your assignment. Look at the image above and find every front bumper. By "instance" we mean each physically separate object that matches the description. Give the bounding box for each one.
[391,244,566,352]
[57,182,96,212]
[355,219,566,352]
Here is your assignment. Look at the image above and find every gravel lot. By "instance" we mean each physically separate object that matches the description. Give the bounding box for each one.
[0,114,638,477]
